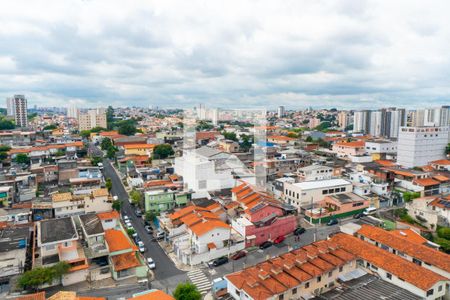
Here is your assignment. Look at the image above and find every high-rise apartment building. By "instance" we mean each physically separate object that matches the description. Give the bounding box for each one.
[9,95,28,128]
[67,104,79,119]
[353,110,370,133]
[6,97,15,116]
[78,108,107,131]
[337,111,350,130]
[277,106,285,118]
[369,110,383,137]
[397,126,449,168]
[411,106,449,127]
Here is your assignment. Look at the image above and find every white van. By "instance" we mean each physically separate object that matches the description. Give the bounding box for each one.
[363,207,377,215]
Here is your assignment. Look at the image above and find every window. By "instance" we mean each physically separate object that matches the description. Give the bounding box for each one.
[339,266,343,272]
[292,288,297,295]
[413,258,422,266]
[317,276,321,282]
[438,285,442,292]
[328,271,333,277]
[427,289,434,296]
[305,282,310,288]
[386,273,392,280]
[322,190,328,195]
[279,295,284,300]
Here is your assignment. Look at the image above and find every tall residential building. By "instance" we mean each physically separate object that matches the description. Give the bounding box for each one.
[369,110,382,137]
[78,108,107,131]
[397,126,449,168]
[412,107,449,127]
[6,97,15,116]
[388,108,406,138]
[337,111,350,130]
[11,95,28,128]
[67,104,79,119]
[277,105,285,117]
[211,108,219,125]
[353,110,370,133]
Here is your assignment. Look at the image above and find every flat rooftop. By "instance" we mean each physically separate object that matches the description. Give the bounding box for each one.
[314,273,422,300]
[40,217,77,244]
[0,226,31,252]
[292,179,351,190]
[79,214,104,236]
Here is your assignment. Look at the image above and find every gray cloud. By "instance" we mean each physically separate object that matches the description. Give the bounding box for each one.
[0,0,450,109]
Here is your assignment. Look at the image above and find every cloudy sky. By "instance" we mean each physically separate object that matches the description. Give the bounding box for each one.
[1,0,450,109]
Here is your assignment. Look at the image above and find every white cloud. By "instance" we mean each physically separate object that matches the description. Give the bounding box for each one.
[0,0,450,109]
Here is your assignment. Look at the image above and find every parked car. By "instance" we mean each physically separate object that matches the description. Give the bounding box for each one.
[212,256,229,267]
[156,230,165,240]
[273,235,285,244]
[327,218,338,226]
[363,207,377,215]
[147,257,156,269]
[230,250,247,260]
[259,241,273,249]
[294,227,306,235]
[135,209,142,217]
[138,241,145,253]
[353,212,364,219]
[123,215,129,221]
[145,225,153,234]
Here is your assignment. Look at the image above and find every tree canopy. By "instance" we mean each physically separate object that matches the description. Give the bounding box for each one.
[152,144,174,159]
[18,261,70,290]
[43,124,58,130]
[0,118,15,130]
[14,153,30,165]
[173,282,202,300]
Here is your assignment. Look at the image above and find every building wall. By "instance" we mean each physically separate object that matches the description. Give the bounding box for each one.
[283,182,353,208]
[245,215,297,246]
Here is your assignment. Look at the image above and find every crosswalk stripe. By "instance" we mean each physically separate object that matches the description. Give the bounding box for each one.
[187,269,211,294]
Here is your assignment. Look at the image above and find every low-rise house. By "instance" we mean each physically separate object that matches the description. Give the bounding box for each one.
[162,205,245,265]
[283,179,353,209]
[364,140,397,160]
[144,189,191,213]
[0,225,31,285]
[430,159,450,171]
[226,239,357,300]
[406,195,450,229]
[304,193,369,224]
[356,224,450,279]
[35,217,89,286]
[104,228,146,280]
[332,140,366,158]
[297,165,333,182]
[127,289,175,300]
[267,135,296,145]
[230,182,297,247]
[331,233,449,299]
[0,186,13,207]
[219,140,240,153]
[124,144,155,157]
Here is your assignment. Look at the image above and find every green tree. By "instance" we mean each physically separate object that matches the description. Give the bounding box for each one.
[0,118,15,130]
[240,134,253,152]
[127,228,136,237]
[305,136,313,142]
[118,121,138,136]
[105,178,112,191]
[446,143,450,155]
[90,126,107,133]
[112,199,122,211]
[437,227,450,240]
[106,106,115,129]
[0,145,11,152]
[287,132,299,138]
[433,237,450,253]
[101,137,113,151]
[106,147,117,159]
[145,211,157,223]
[43,124,57,130]
[0,151,7,162]
[55,150,65,157]
[173,282,202,300]
[152,144,174,159]
[14,153,30,165]
[91,156,102,166]
[80,130,91,139]
[18,261,70,290]
[222,131,238,141]
[130,189,142,206]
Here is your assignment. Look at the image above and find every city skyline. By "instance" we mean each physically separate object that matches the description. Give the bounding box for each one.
[1,1,450,109]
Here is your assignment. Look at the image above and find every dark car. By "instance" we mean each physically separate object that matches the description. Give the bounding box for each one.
[259,241,273,249]
[327,218,338,226]
[294,227,306,235]
[353,212,364,219]
[145,225,153,234]
[135,209,142,217]
[212,256,229,267]
[230,251,247,260]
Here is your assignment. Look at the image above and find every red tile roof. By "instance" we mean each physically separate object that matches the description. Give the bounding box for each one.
[111,252,141,271]
[414,178,440,187]
[430,159,450,165]
[97,210,120,220]
[104,229,137,252]
[189,220,229,237]
[15,292,46,300]
[128,290,174,300]
[331,233,447,290]
[335,140,365,148]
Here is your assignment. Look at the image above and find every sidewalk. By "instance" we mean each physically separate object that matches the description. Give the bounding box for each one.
[157,240,195,272]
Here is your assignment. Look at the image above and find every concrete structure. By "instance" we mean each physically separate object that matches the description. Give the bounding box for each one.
[144,189,190,213]
[406,195,450,229]
[6,97,14,116]
[277,105,285,118]
[297,165,333,182]
[11,95,28,128]
[364,140,397,160]
[397,126,449,168]
[0,226,31,284]
[337,111,350,130]
[67,104,79,119]
[332,140,366,158]
[78,108,107,131]
[353,110,370,133]
[283,179,353,208]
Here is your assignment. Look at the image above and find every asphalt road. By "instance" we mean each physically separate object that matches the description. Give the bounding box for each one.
[102,157,186,280]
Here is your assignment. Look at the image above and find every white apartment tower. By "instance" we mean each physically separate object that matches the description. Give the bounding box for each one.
[277,106,285,117]
[6,97,15,116]
[337,111,350,130]
[11,95,28,128]
[353,110,370,133]
[78,108,107,131]
[67,104,79,119]
[397,126,449,168]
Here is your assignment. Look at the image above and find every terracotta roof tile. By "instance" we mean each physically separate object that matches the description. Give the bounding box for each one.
[104,229,136,252]
[97,210,120,220]
[128,290,174,300]
[331,233,447,290]
[15,292,46,300]
[111,252,140,271]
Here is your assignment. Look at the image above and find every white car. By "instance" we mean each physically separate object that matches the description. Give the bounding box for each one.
[123,215,130,221]
[147,257,156,269]
[138,241,145,253]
